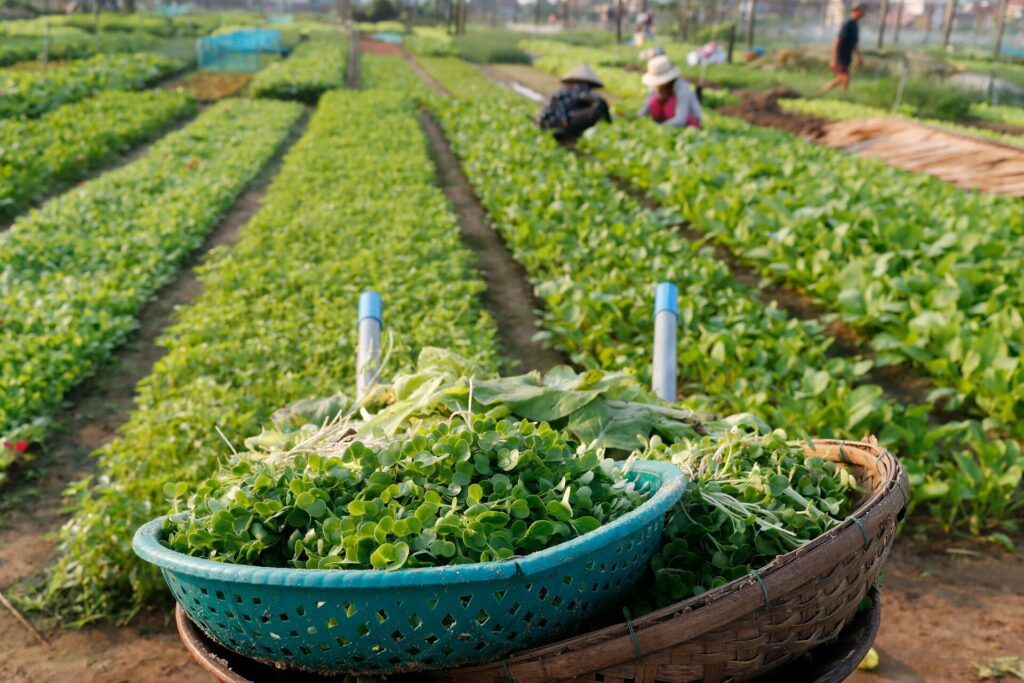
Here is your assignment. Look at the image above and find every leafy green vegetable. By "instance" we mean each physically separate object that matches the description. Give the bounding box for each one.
[971,102,1024,129]
[0,89,195,221]
[588,102,1024,432]
[0,32,157,68]
[0,52,183,118]
[418,56,1022,533]
[170,349,853,616]
[250,38,347,103]
[163,414,645,569]
[0,98,303,457]
[637,429,855,609]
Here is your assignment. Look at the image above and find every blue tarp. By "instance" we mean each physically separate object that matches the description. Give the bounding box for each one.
[373,32,404,44]
[197,29,285,72]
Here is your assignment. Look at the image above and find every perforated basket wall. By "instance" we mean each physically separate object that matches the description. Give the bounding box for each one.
[134,460,685,674]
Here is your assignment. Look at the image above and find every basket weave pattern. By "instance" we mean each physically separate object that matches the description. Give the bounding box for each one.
[428,438,908,683]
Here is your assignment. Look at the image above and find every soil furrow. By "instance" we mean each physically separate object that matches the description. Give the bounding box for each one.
[384,42,567,374]
[418,110,568,374]
[0,110,310,683]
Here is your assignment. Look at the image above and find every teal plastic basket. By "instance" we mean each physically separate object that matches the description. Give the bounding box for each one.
[134,459,685,674]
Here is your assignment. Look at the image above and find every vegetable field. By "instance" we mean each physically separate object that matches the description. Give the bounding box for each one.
[0,18,1021,683]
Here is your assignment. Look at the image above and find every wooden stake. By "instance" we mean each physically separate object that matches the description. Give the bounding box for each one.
[942,0,956,48]
[992,0,1009,61]
[878,0,890,48]
[746,0,756,49]
[893,0,903,44]
[615,0,623,43]
[0,589,50,649]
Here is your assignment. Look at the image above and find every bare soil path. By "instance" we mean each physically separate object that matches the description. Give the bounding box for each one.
[848,535,1024,683]
[0,109,311,683]
[719,86,831,138]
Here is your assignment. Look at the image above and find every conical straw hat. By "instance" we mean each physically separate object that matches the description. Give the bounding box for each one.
[561,64,604,88]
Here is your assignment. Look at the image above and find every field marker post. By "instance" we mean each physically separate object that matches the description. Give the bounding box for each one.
[357,291,383,401]
[652,282,678,403]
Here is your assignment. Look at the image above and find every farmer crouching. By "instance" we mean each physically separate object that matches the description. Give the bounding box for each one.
[536,65,612,144]
[638,55,703,129]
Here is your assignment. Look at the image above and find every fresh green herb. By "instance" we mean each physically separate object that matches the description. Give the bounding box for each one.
[637,430,856,610]
[163,415,645,569]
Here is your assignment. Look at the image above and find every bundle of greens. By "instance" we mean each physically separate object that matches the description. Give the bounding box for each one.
[163,414,646,570]
[162,349,858,609]
[636,430,858,610]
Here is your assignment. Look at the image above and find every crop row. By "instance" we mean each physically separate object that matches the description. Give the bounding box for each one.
[37,80,501,622]
[1,12,221,39]
[779,97,1024,149]
[972,102,1024,129]
[518,45,1024,434]
[415,56,1022,534]
[0,89,195,222]
[0,98,303,470]
[580,109,1024,434]
[250,37,348,104]
[0,32,156,67]
[0,52,183,119]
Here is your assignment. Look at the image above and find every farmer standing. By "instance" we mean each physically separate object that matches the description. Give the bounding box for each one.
[820,2,865,93]
[637,55,703,129]
[536,65,612,144]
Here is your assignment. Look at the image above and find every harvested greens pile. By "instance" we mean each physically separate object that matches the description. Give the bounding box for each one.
[164,414,646,570]
[163,349,858,610]
[638,430,857,610]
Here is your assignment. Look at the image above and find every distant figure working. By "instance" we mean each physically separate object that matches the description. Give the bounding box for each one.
[638,55,703,129]
[820,2,864,93]
[635,10,654,45]
[536,65,612,144]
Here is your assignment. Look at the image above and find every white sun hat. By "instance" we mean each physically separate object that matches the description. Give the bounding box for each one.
[642,55,681,88]
[561,64,604,88]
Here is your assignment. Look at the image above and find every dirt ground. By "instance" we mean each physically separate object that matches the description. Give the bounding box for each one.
[848,535,1024,683]
[718,86,832,139]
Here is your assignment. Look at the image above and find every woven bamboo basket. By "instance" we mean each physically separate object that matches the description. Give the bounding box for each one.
[423,438,909,683]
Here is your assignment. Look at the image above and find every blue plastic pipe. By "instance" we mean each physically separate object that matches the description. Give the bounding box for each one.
[357,291,383,400]
[652,282,678,403]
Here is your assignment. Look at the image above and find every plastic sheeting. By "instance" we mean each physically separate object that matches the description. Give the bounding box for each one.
[197,29,285,72]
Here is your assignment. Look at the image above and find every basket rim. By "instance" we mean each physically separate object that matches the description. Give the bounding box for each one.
[432,438,910,681]
[133,458,687,588]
